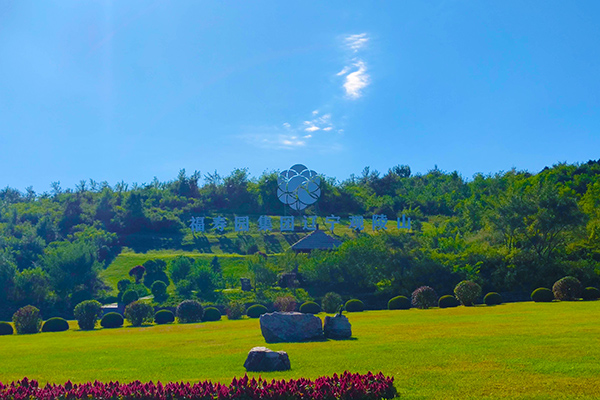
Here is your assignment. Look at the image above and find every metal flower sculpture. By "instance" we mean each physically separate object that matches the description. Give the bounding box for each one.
[277,164,321,210]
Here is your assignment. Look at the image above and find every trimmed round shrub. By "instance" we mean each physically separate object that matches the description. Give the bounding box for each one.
[246,304,268,318]
[484,292,502,306]
[124,301,154,327]
[582,287,600,301]
[151,281,168,301]
[345,299,365,312]
[226,301,245,320]
[12,305,42,334]
[155,309,175,324]
[202,307,222,322]
[176,300,204,323]
[531,288,554,303]
[438,295,459,308]
[117,279,132,293]
[41,317,69,333]
[454,280,482,306]
[73,300,103,330]
[552,276,583,301]
[299,301,321,314]
[122,290,139,305]
[0,321,14,335]
[321,292,343,314]
[411,286,438,309]
[388,296,410,310]
[101,312,124,328]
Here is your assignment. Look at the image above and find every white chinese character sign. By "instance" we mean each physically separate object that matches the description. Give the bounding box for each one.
[277,164,321,211]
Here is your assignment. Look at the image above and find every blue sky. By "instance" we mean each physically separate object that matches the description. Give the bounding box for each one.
[1,1,599,192]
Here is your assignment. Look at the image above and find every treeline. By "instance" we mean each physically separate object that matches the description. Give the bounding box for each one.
[1,161,600,318]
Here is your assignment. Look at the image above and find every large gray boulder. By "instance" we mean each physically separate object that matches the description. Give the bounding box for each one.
[259,312,323,343]
[324,315,352,339]
[244,347,291,371]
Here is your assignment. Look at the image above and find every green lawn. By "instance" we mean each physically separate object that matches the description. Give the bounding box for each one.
[1,301,599,399]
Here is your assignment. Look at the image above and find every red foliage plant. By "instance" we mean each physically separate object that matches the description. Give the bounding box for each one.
[0,372,396,400]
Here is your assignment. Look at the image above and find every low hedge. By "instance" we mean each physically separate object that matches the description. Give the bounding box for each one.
[202,307,221,322]
[41,317,69,333]
[582,287,600,301]
[101,312,124,328]
[388,296,410,310]
[483,292,502,306]
[299,301,321,314]
[0,322,13,335]
[345,299,365,312]
[438,295,459,308]
[531,288,554,302]
[155,310,175,324]
[246,304,268,318]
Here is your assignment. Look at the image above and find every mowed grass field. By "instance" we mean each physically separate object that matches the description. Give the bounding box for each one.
[1,302,600,399]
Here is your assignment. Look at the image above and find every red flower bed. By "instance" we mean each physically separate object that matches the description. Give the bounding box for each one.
[0,372,396,400]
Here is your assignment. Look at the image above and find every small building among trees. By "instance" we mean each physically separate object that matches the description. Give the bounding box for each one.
[291,229,342,253]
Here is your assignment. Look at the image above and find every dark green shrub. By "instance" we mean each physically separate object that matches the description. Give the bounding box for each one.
[321,292,343,314]
[117,279,132,293]
[552,276,583,301]
[454,280,482,306]
[124,301,154,327]
[151,281,168,302]
[122,290,139,305]
[531,288,554,303]
[484,292,502,306]
[74,300,103,330]
[202,307,221,322]
[582,287,600,301]
[246,304,268,318]
[12,305,42,334]
[155,310,175,324]
[345,299,365,312]
[176,300,203,323]
[299,301,321,314]
[101,312,124,328]
[226,302,245,320]
[42,317,69,332]
[411,286,438,309]
[0,322,14,335]
[388,296,410,310]
[438,295,459,308]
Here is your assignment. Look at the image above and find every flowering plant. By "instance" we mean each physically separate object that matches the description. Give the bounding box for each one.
[0,372,396,400]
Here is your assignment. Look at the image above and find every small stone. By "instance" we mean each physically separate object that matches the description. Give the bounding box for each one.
[259,312,323,343]
[243,346,291,372]
[324,315,352,339]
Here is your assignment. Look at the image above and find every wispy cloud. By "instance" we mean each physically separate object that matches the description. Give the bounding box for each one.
[338,33,371,99]
[345,33,369,52]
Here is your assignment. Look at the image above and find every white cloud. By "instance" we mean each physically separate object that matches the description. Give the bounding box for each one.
[345,33,368,52]
[312,110,319,115]
[305,126,320,132]
[337,66,351,76]
[282,122,291,128]
[338,34,371,99]
[323,127,333,131]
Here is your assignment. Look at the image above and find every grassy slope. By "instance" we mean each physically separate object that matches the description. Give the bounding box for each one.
[99,251,252,295]
[1,302,599,399]
[100,218,404,294]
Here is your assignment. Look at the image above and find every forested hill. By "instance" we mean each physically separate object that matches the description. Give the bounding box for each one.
[1,160,600,318]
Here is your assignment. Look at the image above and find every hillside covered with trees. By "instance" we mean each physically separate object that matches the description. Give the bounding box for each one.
[1,160,600,319]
